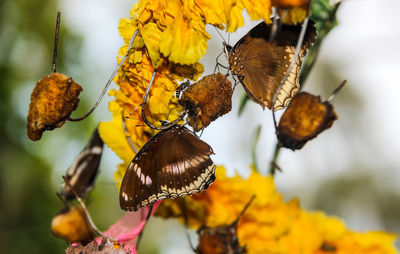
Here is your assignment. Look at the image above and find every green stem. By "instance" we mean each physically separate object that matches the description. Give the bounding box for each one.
[269,143,281,176]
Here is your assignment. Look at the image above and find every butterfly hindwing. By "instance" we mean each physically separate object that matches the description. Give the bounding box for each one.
[120,125,216,211]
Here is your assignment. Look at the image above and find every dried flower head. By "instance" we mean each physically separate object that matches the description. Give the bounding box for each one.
[27,73,82,141]
[179,73,233,132]
[277,91,337,150]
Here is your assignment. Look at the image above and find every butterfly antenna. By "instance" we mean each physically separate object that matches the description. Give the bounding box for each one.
[141,70,187,130]
[214,26,227,45]
[268,7,281,43]
[62,176,117,241]
[136,203,154,250]
[52,12,61,73]
[327,80,346,102]
[231,195,256,226]
[271,16,310,128]
[68,29,138,121]
[122,114,138,153]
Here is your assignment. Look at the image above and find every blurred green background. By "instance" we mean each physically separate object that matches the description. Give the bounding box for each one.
[1,0,400,253]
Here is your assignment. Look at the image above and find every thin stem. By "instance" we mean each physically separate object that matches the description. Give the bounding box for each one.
[122,114,138,153]
[62,176,117,241]
[136,204,154,249]
[327,80,346,102]
[68,29,138,121]
[269,143,281,176]
[52,12,61,73]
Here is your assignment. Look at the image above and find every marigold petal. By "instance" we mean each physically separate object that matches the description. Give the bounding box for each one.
[159,11,209,65]
[141,22,163,68]
[98,101,135,164]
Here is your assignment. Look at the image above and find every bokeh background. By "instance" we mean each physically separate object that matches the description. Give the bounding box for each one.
[1,0,400,253]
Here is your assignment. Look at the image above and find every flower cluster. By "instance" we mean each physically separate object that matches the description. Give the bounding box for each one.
[99,0,310,185]
[156,167,398,254]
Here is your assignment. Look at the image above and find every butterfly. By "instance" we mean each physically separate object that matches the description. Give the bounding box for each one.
[120,125,216,211]
[225,20,316,110]
[60,127,104,200]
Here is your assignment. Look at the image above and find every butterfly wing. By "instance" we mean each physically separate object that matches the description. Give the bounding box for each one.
[230,21,316,110]
[61,127,104,200]
[120,125,215,211]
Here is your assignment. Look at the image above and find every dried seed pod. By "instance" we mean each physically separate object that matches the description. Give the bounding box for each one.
[195,196,254,254]
[66,238,127,254]
[272,0,311,9]
[51,206,95,244]
[27,12,83,141]
[27,73,82,141]
[277,91,337,150]
[197,224,247,254]
[178,73,233,132]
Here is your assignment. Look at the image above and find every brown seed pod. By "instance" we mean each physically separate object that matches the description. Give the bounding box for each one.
[66,238,127,254]
[178,73,233,132]
[195,196,254,254]
[197,224,247,254]
[51,205,95,245]
[277,91,338,150]
[27,73,82,141]
[272,0,311,9]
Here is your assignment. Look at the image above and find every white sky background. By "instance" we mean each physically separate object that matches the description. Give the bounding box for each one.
[56,0,400,250]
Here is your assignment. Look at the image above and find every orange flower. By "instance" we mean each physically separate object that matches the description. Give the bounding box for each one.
[156,166,398,254]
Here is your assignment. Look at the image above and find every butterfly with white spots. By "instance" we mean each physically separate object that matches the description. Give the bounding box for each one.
[119,125,216,211]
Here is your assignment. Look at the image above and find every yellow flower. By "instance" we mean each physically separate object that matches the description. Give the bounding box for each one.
[156,166,398,254]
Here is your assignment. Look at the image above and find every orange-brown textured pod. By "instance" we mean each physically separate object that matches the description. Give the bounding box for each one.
[27,73,82,141]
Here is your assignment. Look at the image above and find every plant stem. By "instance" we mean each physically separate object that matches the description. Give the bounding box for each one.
[269,143,281,176]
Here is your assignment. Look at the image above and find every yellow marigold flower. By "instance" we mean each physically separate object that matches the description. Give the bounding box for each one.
[156,166,398,254]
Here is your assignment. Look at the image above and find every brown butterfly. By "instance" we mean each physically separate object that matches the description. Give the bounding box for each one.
[225,20,316,110]
[120,125,216,211]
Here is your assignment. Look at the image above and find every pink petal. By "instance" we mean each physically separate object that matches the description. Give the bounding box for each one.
[96,201,161,253]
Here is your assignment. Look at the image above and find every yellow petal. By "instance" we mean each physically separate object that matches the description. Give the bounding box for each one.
[159,10,210,65]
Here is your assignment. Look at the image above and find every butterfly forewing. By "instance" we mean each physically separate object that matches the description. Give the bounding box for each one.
[229,21,316,110]
[61,127,104,200]
[120,125,216,211]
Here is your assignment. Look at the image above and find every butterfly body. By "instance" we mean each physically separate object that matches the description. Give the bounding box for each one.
[227,21,316,110]
[120,125,216,211]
